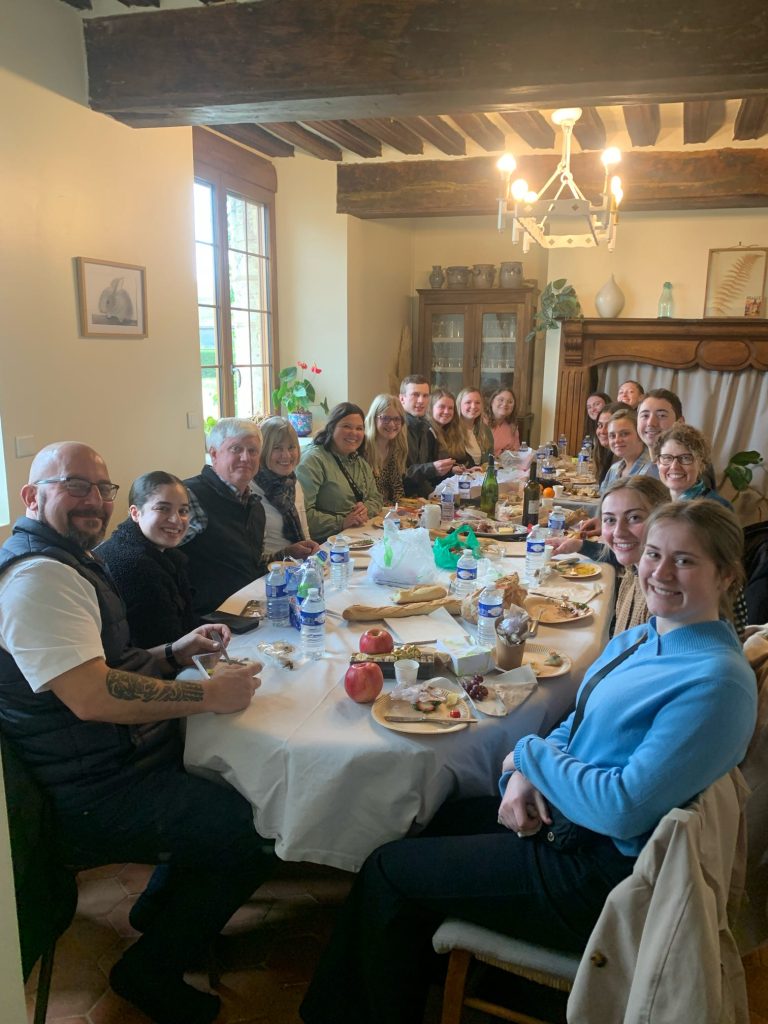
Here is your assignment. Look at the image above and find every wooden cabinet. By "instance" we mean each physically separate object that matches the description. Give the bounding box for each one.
[416,285,539,437]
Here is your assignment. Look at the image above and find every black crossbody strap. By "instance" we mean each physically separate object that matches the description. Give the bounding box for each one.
[566,633,647,749]
[330,452,365,504]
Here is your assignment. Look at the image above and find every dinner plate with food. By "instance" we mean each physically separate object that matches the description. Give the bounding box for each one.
[524,595,593,624]
[552,560,601,579]
[372,683,474,734]
[522,644,572,678]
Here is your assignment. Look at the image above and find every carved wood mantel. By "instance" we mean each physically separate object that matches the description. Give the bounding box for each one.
[555,317,768,450]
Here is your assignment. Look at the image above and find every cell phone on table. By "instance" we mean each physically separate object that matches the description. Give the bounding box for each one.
[199,610,262,634]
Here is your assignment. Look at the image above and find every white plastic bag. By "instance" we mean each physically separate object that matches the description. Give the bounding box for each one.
[366,526,437,587]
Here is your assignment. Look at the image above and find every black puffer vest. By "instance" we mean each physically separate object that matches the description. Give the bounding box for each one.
[183,465,266,616]
[0,518,180,815]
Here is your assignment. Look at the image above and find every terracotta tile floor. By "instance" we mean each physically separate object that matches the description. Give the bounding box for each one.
[24,859,768,1024]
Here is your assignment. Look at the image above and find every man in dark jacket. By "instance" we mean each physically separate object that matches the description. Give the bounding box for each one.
[0,442,273,1024]
[399,375,454,498]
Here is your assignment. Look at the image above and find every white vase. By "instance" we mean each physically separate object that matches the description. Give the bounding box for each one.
[595,275,625,318]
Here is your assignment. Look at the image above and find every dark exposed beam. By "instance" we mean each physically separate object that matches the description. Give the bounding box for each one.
[498,111,555,149]
[734,96,768,140]
[623,104,661,146]
[60,0,92,8]
[353,118,423,155]
[337,148,768,219]
[572,107,606,151]
[213,124,294,159]
[303,120,381,159]
[398,116,466,156]
[261,122,341,160]
[683,100,726,143]
[117,1,161,7]
[83,0,768,127]
[450,113,505,152]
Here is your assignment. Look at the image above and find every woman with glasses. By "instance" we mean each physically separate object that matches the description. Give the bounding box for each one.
[653,424,731,507]
[363,395,408,505]
[252,417,320,562]
[97,471,197,648]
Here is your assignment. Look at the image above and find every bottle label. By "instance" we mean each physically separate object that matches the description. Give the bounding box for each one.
[526,539,546,555]
[478,601,503,619]
[548,512,566,532]
[456,567,477,581]
[526,500,540,515]
[300,610,326,627]
[266,582,286,598]
[330,551,350,564]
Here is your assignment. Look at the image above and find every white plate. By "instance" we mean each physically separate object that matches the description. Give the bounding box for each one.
[372,688,471,734]
[553,562,601,580]
[522,644,572,679]
[524,596,593,624]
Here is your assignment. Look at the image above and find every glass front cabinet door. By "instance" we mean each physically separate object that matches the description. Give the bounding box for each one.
[416,285,538,433]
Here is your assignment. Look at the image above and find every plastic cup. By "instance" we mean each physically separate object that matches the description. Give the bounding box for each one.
[553,485,565,498]
[394,659,420,685]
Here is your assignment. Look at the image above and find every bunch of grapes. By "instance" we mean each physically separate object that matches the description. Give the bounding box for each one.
[462,674,489,701]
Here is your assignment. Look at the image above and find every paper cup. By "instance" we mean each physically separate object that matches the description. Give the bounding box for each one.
[421,504,441,530]
[394,659,420,685]
[495,638,526,671]
[553,485,565,498]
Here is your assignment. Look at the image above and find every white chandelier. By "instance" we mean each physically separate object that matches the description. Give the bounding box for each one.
[496,107,623,253]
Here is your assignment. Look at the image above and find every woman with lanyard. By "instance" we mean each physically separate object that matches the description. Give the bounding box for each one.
[252,416,320,561]
[300,499,756,1024]
[296,402,382,543]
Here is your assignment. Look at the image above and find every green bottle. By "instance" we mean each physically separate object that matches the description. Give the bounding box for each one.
[480,454,499,516]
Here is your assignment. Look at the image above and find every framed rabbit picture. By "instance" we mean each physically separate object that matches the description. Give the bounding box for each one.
[76,257,148,338]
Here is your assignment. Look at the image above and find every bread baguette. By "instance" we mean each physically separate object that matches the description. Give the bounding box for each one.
[391,585,448,605]
[342,597,461,621]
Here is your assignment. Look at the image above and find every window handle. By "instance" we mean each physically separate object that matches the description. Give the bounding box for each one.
[232,367,242,389]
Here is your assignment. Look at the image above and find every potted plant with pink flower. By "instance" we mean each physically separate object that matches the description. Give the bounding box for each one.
[271,360,330,436]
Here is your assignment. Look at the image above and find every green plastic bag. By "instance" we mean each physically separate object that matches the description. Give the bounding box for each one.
[433,525,482,570]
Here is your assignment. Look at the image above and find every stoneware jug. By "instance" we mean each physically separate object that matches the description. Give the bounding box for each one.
[472,264,496,288]
[594,275,625,318]
[499,261,524,288]
[445,266,470,289]
[428,265,445,289]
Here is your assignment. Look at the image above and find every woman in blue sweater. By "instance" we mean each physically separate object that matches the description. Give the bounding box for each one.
[301,499,757,1024]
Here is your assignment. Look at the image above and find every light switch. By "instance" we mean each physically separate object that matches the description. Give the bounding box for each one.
[186,412,203,430]
[15,435,36,458]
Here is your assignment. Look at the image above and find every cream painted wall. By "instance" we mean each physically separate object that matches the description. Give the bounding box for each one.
[346,217,412,408]
[275,156,349,415]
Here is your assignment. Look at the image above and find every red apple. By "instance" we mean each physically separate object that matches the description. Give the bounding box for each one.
[344,662,384,704]
[359,628,395,655]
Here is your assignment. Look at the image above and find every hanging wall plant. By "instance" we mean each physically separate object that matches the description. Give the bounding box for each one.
[526,279,582,341]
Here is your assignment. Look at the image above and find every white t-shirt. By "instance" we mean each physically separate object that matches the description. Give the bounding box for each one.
[0,557,104,692]
[252,479,311,556]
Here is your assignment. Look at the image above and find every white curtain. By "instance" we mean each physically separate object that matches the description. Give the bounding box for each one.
[601,363,767,492]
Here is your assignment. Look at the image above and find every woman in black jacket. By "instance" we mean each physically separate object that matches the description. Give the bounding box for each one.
[98,471,196,648]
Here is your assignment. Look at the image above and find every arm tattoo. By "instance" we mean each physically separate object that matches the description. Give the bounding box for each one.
[106,669,204,703]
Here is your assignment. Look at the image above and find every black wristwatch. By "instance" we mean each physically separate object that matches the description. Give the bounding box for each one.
[164,643,182,672]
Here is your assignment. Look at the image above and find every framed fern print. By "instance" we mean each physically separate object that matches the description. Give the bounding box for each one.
[704,247,767,318]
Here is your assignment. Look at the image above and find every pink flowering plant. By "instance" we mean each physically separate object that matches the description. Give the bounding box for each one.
[272,360,329,415]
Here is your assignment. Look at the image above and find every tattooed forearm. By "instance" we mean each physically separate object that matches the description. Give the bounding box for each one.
[106,670,204,703]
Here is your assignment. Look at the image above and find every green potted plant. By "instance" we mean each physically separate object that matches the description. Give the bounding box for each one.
[271,361,330,436]
[720,449,767,524]
[526,278,582,341]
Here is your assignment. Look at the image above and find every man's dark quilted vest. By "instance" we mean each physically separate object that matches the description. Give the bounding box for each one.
[183,465,266,616]
[0,518,180,815]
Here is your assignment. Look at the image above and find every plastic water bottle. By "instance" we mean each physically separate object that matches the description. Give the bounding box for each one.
[300,588,326,660]
[383,506,401,530]
[525,527,547,583]
[558,433,568,461]
[477,583,503,647]
[440,489,455,523]
[547,507,566,537]
[455,550,478,596]
[329,536,351,591]
[265,564,290,627]
[297,559,323,604]
[285,564,301,630]
[458,473,471,508]
[577,441,592,480]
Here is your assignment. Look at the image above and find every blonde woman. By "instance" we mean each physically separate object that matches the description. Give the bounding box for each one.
[426,389,466,468]
[364,394,408,504]
[456,386,494,467]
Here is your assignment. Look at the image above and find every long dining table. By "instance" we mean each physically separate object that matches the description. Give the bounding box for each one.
[183,532,615,872]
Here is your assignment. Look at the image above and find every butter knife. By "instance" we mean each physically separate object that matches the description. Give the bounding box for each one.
[384,714,477,727]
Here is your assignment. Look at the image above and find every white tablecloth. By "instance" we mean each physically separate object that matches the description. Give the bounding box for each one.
[183,540,615,872]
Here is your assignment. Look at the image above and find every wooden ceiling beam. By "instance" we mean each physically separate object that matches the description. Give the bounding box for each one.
[398,116,466,156]
[302,120,381,158]
[83,0,768,127]
[683,100,726,143]
[572,107,606,151]
[117,1,160,7]
[60,0,92,8]
[734,96,768,140]
[337,148,768,219]
[212,124,294,159]
[450,113,505,152]
[498,111,555,149]
[353,118,423,155]
[259,122,341,160]
[623,104,661,146]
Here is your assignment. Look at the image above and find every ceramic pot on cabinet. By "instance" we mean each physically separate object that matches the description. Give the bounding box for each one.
[428,265,445,289]
[472,264,496,288]
[445,266,471,289]
[499,261,524,288]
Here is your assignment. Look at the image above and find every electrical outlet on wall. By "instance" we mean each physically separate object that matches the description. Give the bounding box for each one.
[15,435,35,458]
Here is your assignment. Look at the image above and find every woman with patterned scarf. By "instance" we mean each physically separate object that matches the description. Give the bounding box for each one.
[252,417,320,562]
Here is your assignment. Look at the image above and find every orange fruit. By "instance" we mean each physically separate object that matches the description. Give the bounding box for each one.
[542,486,555,498]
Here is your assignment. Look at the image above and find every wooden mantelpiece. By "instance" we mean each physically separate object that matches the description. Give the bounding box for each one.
[556,318,768,450]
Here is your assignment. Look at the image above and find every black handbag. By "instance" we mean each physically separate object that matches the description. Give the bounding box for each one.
[534,633,648,852]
